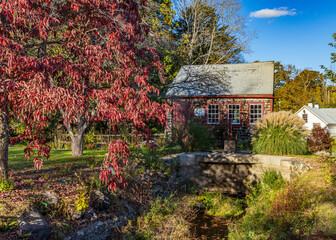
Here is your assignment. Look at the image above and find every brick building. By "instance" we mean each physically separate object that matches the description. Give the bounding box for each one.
[165,61,275,140]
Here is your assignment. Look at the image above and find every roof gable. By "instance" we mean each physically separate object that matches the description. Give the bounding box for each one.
[166,61,274,97]
[296,106,336,125]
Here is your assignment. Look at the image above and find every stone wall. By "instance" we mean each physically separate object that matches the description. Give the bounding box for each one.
[176,152,311,195]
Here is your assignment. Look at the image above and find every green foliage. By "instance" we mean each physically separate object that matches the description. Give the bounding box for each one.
[143,197,177,228]
[74,172,97,211]
[84,130,97,150]
[252,111,308,155]
[85,156,98,169]
[140,144,164,172]
[187,123,215,151]
[0,218,18,232]
[76,191,90,211]
[261,170,285,190]
[84,130,95,144]
[237,139,252,151]
[313,202,336,235]
[0,176,14,191]
[318,155,336,185]
[36,199,52,215]
[198,191,244,217]
[175,122,215,152]
[321,33,336,83]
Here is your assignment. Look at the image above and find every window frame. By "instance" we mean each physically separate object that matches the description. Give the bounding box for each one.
[226,103,242,125]
[207,103,221,125]
[248,102,264,125]
[302,113,308,123]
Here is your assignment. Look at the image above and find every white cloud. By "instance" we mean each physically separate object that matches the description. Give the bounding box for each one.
[250,7,297,18]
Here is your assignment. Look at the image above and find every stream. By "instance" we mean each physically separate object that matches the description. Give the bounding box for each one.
[191,212,231,239]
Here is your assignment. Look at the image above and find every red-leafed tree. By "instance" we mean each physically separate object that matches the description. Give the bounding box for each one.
[0,0,165,191]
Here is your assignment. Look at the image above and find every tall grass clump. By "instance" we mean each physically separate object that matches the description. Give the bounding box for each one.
[198,191,244,217]
[251,111,309,155]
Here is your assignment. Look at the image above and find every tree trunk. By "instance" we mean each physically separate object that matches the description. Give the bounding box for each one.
[71,134,84,156]
[0,109,9,179]
[63,114,88,156]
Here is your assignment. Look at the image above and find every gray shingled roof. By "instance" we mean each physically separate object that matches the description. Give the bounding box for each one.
[166,61,274,97]
[304,106,336,124]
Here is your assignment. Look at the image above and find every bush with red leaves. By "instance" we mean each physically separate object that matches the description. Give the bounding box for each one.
[307,126,334,153]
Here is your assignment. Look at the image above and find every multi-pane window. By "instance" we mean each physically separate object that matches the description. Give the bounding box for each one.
[228,104,240,124]
[302,113,308,123]
[249,104,263,124]
[207,104,220,124]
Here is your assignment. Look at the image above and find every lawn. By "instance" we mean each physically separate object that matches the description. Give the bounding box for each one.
[8,144,108,170]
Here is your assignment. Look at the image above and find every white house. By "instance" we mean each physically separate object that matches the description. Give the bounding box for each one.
[295,102,336,137]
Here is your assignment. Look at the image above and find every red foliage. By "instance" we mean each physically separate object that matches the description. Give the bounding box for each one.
[307,126,334,153]
[0,0,165,190]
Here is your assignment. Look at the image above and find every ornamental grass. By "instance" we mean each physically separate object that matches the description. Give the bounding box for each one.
[251,111,309,155]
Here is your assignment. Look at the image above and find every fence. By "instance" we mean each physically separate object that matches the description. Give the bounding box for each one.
[53,132,167,149]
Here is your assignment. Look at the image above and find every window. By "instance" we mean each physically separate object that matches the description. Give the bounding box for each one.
[249,104,263,124]
[302,113,308,123]
[228,104,240,124]
[207,104,220,124]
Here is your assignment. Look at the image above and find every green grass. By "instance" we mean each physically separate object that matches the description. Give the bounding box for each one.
[8,144,107,170]
[199,191,244,217]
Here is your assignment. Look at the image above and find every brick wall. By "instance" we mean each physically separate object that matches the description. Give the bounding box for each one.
[166,97,273,141]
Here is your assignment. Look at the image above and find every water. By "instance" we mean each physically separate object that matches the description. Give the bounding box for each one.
[191,212,230,239]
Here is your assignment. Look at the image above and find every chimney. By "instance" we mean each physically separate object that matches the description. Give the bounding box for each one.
[314,103,320,109]
[308,102,313,108]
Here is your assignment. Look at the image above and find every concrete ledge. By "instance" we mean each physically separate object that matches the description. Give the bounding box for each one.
[177,152,312,194]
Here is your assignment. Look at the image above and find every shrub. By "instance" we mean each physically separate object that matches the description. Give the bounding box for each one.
[251,111,309,155]
[308,126,334,153]
[140,144,164,172]
[174,122,215,152]
[76,192,90,211]
[187,123,215,152]
[237,139,252,151]
[0,175,14,191]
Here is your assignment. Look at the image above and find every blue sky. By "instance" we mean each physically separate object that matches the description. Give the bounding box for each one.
[241,0,336,71]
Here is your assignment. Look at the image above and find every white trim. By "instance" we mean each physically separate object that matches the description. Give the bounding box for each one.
[295,106,328,125]
[249,103,263,124]
[207,104,220,125]
[228,104,241,125]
